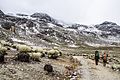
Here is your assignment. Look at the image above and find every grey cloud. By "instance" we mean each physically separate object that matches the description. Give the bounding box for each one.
[0,0,120,25]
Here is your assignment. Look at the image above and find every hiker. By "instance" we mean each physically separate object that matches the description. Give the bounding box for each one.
[102,52,108,67]
[94,51,100,65]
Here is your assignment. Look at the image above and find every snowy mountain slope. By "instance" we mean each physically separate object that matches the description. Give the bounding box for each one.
[0,10,120,47]
[0,10,79,47]
[67,22,120,46]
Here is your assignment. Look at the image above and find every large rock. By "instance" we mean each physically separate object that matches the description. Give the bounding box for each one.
[44,64,53,73]
[16,53,30,62]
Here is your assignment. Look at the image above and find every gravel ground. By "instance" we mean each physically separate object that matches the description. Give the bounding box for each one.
[0,47,119,80]
[0,50,81,80]
[73,56,120,80]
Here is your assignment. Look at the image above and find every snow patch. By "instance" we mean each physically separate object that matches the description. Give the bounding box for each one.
[47,23,55,28]
[98,35,120,43]
[78,26,86,31]
[78,25,102,35]
[33,27,39,33]
[10,13,37,20]
[11,38,25,43]
[68,44,79,48]
[67,28,77,32]
[84,42,117,47]
[51,43,59,46]
[85,42,106,47]
[11,38,34,46]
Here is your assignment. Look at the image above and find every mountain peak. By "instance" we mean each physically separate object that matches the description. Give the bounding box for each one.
[31,13,50,18]
[0,10,4,16]
[100,21,117,26]
[30,12,56,23]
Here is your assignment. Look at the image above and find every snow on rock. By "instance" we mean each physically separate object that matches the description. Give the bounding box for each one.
[78,26,86,31]
[68,44,79,48]
[47,23,55,28]
[78,25,102,34]
[51,43,59,46]
[86,26,101,33]
[99,36,120,43]
[11,38,24,43]
[9,13,37,20]
[33,27,39,33]
[19,25,25,29]
[66,28,77,33]
[84,42,118,47]
[85,42,107,47]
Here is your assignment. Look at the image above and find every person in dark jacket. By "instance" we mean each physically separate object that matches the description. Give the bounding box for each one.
[94,51,100,65]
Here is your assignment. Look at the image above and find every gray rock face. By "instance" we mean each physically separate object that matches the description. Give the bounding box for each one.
[95,21,120,35]
[1,21,15,30]
[0,10,5,18]
[31,13,55,23]
[31,13,63,27]
[0,10,4,16]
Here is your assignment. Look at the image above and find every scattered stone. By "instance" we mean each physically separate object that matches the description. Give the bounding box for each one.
[8,68,16,74]
[111,64,120,71]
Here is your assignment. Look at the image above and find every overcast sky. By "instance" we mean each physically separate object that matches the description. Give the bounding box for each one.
[0,0,120,25]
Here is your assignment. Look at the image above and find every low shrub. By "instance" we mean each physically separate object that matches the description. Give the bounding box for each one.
[17,45,32,53]
[32,47,43,53]
[0,44,7,55]
[47,49,62,59]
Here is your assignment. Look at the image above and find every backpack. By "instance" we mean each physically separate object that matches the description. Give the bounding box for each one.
[95,51,100,59]
[103,53,107,61]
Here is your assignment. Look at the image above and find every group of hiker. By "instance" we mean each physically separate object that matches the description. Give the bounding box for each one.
[94,50,108,66]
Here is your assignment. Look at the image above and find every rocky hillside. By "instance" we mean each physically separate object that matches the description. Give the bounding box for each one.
[0,10,120,47]
[67,22,120,47]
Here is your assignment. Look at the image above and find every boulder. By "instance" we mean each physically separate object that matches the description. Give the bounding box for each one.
[0,53,4,62]
[44,64,53,73]
[16,53,30,62]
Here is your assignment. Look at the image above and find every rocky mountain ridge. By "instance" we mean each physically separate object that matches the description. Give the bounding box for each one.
[0,10,120,47]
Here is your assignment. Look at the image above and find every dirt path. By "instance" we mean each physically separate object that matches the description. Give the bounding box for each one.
[73,56,120,80]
